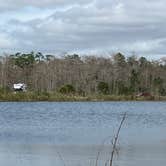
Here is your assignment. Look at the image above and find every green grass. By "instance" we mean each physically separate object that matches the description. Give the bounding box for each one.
[0,91,166,101]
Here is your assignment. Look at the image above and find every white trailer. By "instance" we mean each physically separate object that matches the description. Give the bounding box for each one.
[13,83,27,92]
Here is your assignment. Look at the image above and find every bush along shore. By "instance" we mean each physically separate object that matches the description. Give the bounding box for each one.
[0,91,165,102]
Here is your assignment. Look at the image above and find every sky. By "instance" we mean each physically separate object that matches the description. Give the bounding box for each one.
[0,0,166,59]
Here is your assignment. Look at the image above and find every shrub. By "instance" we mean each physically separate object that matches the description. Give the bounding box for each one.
[97,82,109,94]
[0,86,11,94]
[59,84,75,94]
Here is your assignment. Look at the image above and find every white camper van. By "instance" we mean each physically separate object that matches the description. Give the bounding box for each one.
[13,83,27,92]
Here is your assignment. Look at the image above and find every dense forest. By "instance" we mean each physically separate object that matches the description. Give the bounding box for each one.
[0,52,166,99]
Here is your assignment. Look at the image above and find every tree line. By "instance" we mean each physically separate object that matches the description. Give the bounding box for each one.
[0,52,166,96]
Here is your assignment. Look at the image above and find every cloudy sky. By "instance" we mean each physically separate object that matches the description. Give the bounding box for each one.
[0,0,166,59]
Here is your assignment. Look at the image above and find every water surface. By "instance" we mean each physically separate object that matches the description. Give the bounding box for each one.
[0,102,166,166]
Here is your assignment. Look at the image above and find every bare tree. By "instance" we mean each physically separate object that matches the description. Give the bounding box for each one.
[0,52,166,97]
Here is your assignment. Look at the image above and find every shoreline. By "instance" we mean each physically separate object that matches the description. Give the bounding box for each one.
[0,92,165,102]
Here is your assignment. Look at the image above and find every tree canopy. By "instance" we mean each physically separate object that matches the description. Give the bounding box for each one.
[0,52,165,96]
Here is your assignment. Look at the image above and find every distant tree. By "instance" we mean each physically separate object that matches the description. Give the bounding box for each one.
[65,54,81,60]
[13,52,35,68]
[113,52,126,67]
[127,56,138,67]
[35,52,45,62]
[159,88,166,96]
[59,84,75,94]
[116,81,130,95]
[97,82,109,94]
[46,55,55,61]
[0,52,165,97]
[130,69,139,93]
[153,77,163,95]
[11,52,35,84]
[139,57,148,67]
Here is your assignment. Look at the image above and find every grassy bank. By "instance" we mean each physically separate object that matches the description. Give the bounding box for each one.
[0,92,166,102]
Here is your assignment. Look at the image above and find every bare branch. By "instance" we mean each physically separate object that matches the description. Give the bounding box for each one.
[110,112,127,166]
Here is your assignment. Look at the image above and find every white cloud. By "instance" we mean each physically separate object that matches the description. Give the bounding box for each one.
[0,0,91,11]
[0,0,166,58]
[0,33,15,48]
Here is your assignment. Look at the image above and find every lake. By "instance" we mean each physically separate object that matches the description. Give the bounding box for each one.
[0,102,166,166]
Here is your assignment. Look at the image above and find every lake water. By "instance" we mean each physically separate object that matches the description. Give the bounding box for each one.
[0,102,166,166]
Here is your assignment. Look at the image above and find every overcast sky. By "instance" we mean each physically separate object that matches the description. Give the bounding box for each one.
[0,0,166,59]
